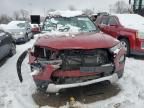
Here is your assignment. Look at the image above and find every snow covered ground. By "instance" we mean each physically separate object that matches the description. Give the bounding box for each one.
[0,35,144,108]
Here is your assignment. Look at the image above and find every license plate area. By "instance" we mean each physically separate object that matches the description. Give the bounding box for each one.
[80,67,101,72]
[80,64,114,73]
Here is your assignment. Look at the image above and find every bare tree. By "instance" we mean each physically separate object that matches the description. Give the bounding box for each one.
[19,9,29,20]
[112,0,130,13]
[68,5,76,11]
[83,9,94,15]
[13,11,20,20]
[0,14,12,24]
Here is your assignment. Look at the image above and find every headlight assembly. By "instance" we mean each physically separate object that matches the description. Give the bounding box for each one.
[110,43,122,53]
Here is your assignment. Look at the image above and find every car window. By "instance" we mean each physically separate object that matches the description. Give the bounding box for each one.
[100,16,109,25]
[17,23,26,28]
[108,17,118,25]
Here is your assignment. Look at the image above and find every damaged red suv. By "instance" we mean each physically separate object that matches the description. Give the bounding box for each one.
[17,11,126,93]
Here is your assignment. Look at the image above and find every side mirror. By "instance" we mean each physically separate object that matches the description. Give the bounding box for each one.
[30,15,40,24]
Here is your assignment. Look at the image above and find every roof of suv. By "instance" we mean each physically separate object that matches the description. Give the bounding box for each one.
[47,10,84,18]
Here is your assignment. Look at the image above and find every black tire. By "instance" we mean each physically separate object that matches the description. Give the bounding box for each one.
[31,33,34,39]
[9,43,16,57]
[25,34,29,42]
[120,38,130,56]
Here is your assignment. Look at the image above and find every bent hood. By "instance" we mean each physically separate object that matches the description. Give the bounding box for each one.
[35,32,119,50]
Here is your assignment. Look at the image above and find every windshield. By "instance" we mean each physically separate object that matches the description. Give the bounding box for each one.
[17,23,26,28]
[42,16,97,33]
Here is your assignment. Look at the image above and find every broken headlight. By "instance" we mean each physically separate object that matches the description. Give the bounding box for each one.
[30,63,42,75]
[109,43,122,53]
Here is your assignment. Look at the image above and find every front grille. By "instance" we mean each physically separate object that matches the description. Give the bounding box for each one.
[60,49,111,70]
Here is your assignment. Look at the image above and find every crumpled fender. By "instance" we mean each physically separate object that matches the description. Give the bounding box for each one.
[16,49,56,82]
[33,65,55,81]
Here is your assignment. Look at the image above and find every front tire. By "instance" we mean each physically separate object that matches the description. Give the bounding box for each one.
[120,38,130,56]
[25,34,29,42]
[9,43,16,57]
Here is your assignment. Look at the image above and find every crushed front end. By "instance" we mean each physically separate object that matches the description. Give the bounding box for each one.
[29,43,126,93]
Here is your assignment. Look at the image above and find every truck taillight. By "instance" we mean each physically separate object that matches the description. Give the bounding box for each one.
[137,31,144,39]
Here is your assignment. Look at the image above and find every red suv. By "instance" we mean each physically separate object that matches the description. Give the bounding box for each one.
[17,12,126,93]
[96,14,144,56]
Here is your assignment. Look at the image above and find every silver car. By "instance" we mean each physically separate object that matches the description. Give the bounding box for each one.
[6,21,34,43]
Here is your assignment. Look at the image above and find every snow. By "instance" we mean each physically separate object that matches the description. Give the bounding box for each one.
[0,39,38,108]
[87,58,144,108]
[39,30,79,38]
[0,14,144,108]
[6,21,26,30]
[115,14,144,32]
[43,16,81,33]
[0,32,5,37]
[0,24,7,30]
[0,21,26,31]
[0,33,144,108]
[49,10,83,17]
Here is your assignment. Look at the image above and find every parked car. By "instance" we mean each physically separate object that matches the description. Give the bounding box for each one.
[96,14,144,56]
[5,21,34,43]
[17,11,126,93]
[30,24,40,34]
[0,29,16,61]
[90,12,109,22]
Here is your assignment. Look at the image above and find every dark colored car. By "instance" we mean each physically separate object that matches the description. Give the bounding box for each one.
[17,11,126,93]
[96,14,144,56]
[0,29,16,61]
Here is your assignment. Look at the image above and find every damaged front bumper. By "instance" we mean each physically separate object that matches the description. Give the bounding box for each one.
[46,73,118,93]
[16,46,125,93]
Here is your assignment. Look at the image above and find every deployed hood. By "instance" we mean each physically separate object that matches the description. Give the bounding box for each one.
[35,32,119,50]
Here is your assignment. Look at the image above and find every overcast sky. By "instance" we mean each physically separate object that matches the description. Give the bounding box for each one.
[0,0,129,16]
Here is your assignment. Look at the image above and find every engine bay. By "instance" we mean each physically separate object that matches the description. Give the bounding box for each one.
[32,46,113,71]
